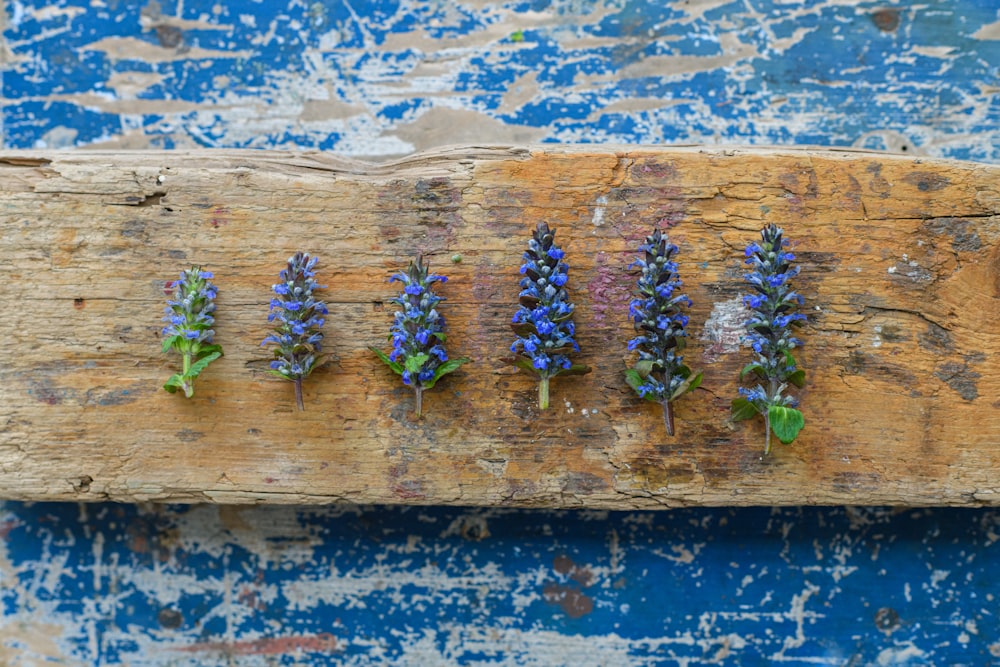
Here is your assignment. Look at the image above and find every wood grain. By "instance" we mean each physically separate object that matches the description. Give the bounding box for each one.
[1,146,998,507]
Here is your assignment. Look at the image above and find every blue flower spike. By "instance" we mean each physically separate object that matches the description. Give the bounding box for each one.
[161,267,223,398]
[624,230,702,436]
[370,256,470,419]
[262,252,329,411]
[509,222,590,410]
[732,224,807,455]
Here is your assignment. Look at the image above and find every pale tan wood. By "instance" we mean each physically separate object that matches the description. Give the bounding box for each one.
[1,146,998,507]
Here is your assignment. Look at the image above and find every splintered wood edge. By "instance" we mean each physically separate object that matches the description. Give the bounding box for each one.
[0,145,998,507]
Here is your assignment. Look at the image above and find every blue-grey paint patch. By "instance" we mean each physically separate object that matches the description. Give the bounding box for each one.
[3,0,999,161]
[1,504,998,665]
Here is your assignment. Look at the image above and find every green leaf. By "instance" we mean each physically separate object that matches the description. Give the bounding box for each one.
[740,363,766,380]
[783,350,798,368]
[512,357,540,374]
[161,336,180,354]
[669,372,703,401]
[676,365,692,380]
[557,364,591,377]
[787,369,806,388]
[624,368,644,392]
[768,406,805,444]
[163,374,185,393]
[634,359,654,377]
[433,332,447,342]
[423,357,471,389]
[731,398,760,422]
[404,353,430,375]
[188,351,221,379]
[370,346,404,375]
[198,344,223,358]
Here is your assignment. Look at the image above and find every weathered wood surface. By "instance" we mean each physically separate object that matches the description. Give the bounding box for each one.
[1,146,998,507]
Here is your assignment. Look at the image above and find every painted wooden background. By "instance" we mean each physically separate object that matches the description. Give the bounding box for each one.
[2,0,1000,664]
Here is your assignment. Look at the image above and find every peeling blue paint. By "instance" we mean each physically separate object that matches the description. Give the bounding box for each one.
[2,0,997,160]
[2,505,999,664]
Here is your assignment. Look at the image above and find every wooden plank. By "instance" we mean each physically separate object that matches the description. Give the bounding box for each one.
[1,146,998,507]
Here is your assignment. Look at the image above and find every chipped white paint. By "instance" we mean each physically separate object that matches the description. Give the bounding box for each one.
[591,195,608,226]
[700,297,746,360]
[875,642,926,666]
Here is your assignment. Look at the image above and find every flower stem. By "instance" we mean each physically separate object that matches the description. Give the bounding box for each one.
[661,399,675,437]
[764,411,772,456]
[539,377,550,410]
[414,387,423,419]
[294,378,304,411]
[182,350,194,398]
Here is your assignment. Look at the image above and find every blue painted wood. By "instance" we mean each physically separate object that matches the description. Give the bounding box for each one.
[2,0,1000,663]
[3,0,998,161]
[2,503,999,664]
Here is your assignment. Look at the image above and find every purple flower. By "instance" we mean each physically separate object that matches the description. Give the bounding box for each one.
[161,266,223,398]
[626,229,697,415]
[262,253,327,410]
[512,223,586,408]
[372,256,470,418]
[509,222,588,408]
[734,224,807,452]
[738,386,767,403]
[655,283,675,299]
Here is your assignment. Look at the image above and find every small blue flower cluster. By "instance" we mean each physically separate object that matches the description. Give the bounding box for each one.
[262,252,328,410]
[734,223,807,453]
[509,222,589,409]
[162,269,217,343]
[388,258,449,387]
[161,267,223,397]
[624,230,701,434]
[371,257,469,418]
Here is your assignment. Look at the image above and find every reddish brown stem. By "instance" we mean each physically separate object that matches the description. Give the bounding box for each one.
[662,400,675,436]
